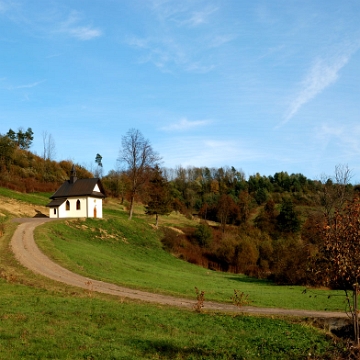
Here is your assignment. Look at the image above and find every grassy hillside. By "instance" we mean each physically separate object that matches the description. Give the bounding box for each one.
[32,200,346,312]
[0,189,352,358]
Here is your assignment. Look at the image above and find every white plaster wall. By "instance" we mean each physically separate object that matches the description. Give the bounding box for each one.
[87,197,103,218]
[48,196,103,219]
[49,207,58,219]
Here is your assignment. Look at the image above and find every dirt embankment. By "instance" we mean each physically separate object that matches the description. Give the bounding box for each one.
[0,196,48,218]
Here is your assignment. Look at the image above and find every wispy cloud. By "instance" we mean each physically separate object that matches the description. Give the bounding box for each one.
[283,43,359,124]
[7,80,46,90]
[150,1,218,27]
[127,1,228,72]
[209,34,237,48]
[161,117,211,131]
[180,6,218,27]
[318,123,360,156]
[159,137,262,169]
[127,35,188,70]
[58,11,102,40]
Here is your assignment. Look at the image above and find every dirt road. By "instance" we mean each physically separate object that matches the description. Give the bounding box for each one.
[10,218,348,320]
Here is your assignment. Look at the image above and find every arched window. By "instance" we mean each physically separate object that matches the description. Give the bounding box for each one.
[66,200,70,211]
[76,199,81,210]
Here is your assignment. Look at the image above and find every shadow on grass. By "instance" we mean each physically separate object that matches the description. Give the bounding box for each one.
[227,276,274,286]
[127,338,235,359]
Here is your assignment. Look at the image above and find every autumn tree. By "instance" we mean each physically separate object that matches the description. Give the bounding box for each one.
[145,166,171,228]
[217,194,238,233]
[254,199,279,238]
[0,134,15,169]
[118,129,161,220]
[102,170,128,203]
[237,190,251,224]
[312,196,360,345]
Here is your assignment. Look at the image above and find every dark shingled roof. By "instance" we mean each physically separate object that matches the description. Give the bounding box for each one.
[46,198,66,208]
[48,178,106,202]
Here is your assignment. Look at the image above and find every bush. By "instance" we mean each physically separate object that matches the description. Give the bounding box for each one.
[193,222,213,248]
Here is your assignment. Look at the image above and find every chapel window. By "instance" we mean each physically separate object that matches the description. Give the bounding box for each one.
[66,200,70,211]
[76,199,81,210]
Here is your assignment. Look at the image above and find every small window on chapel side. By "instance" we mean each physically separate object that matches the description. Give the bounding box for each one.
[76,199,81,210]
[66,200,70,211]
[54,208,57,215]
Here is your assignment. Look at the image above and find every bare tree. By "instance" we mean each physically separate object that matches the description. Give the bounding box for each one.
[320,164,353,221]
[42,131,56,161]
[118,129,161,220]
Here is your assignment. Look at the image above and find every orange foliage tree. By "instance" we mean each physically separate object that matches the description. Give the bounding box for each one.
[312,196,360,345]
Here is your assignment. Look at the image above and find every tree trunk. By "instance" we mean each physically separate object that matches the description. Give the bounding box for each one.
[129,196,134,220]
[354,285,359,346]
[155,213,159,228]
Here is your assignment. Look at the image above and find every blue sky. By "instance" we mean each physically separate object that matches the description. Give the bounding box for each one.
[1,0,360,181]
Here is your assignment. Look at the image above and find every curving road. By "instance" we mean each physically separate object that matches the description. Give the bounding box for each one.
[10,218,348,320]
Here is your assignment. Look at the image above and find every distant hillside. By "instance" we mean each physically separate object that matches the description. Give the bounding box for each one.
[0,136,93,193]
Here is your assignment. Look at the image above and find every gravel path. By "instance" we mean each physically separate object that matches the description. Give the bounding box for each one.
[10,218,348,320]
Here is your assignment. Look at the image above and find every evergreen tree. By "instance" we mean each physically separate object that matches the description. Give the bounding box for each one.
[145,166,171,227]
[277,198,300,233]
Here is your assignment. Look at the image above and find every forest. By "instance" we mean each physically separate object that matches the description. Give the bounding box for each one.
[1,128,358,287]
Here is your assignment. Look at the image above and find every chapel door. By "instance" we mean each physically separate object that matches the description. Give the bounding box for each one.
[94,206,97,218]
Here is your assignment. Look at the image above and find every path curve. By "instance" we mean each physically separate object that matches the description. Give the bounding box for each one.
[10,218,348,320]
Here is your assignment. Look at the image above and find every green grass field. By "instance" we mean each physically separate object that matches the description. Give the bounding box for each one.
[0,279,341,359]
[0,187,51,206]
[34,208,346,312]
[0,189,350,358]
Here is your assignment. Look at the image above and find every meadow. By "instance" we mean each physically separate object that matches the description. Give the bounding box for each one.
[34,204,346,312]
[0,190,349,359]
[0,279,341,359]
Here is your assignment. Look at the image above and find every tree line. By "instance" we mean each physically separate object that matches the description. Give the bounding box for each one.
[106,129,358,292]
[0,127,92,192]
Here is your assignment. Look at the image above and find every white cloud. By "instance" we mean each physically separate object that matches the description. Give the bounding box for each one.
[319,123,360,155]
[310,123,360,174]
[283,42,360,124]
[181,6,218,27]
[161,117,211,131]
[127,1,224,72]
[209,34,236,48]
[67,26,102,40]
[158,136,263,170]
[58,11,102,41]
[9,80,45,90]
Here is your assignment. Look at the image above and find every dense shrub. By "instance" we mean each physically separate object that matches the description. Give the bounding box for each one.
[193,222,213,248]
